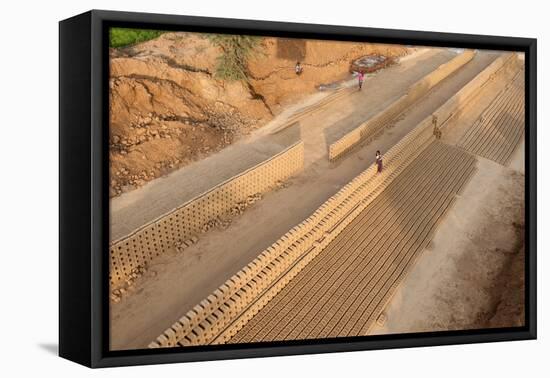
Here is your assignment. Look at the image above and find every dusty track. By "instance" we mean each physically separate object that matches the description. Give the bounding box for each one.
[229,142,476,343]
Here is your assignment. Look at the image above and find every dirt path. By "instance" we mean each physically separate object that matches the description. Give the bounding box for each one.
[280,49,462,165]
[369,65,525,335]
[369,156,525,335]
[256,48,434,136]
[110,126,299,240]
[110,48,455,241]
[110,49,502,350]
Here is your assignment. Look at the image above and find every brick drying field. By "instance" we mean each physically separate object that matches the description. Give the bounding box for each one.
[109,46,525,350]
[459,70,525,165]
[230,142,476,343]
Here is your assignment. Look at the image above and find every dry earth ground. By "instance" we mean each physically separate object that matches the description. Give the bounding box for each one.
[109,50,524,350]
[371,64,525,334]
[369,156,524,334]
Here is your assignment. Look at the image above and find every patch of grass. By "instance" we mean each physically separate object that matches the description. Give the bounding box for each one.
[109,28,165,48]
[206,34,262,81]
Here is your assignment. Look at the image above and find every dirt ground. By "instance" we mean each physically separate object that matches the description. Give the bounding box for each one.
[109,33,408,197]
[369,61,526,334]
[369,155,525,334]
[109,49,507,350]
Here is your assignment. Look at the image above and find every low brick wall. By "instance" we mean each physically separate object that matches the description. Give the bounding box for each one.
[109,141,305,288]
[328,50,476,161]
[435,53,518,129]
[149,111,437,348]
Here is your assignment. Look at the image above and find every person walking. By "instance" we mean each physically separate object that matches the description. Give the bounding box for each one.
[376,150,383,173]
[358,71,365,90]
[295,61,303,76]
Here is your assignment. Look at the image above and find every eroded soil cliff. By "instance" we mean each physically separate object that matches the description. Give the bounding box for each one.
[109,33,408,196]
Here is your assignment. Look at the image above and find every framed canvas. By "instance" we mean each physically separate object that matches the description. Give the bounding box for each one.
[59,9,537,368]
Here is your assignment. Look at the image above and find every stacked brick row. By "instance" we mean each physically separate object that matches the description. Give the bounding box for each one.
[109,141,305,288]
[149,102,439,348]
[147,52,522,349]
[328,50,476,160]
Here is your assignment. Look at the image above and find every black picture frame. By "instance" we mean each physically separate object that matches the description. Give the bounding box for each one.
[59,9,537,368]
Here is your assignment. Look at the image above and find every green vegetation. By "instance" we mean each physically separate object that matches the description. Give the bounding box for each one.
[108,29,261,81]
[109,28,165,48]
[206,35,262,81]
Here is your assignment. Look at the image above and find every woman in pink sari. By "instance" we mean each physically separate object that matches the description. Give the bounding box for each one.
[358,71,365,90]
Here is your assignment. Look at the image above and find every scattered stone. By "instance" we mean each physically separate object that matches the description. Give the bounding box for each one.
[376,312,387,326]
[275,180,289,189]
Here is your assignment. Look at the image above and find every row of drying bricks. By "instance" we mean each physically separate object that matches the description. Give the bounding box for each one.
[230,142,477,343]
[149,52,521,348]
[328,51,521,162]
[206,128,441,345]
[328,50,476,161]
[149,109,439,348]
[203,58,520,346]
[459,69,525,165]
